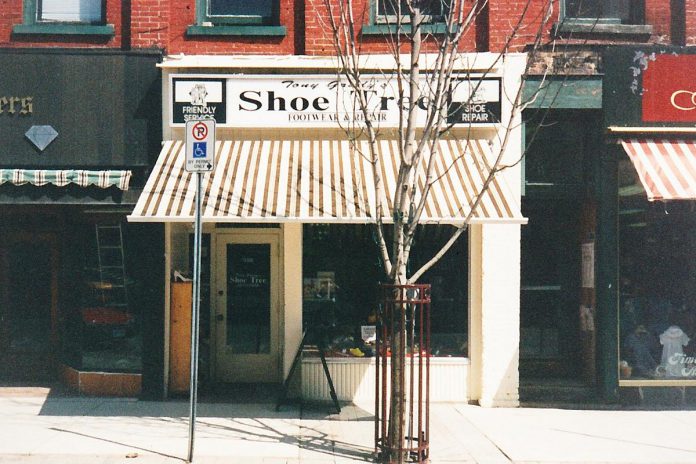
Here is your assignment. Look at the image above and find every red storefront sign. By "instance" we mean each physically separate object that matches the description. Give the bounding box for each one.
[642,55,696,122]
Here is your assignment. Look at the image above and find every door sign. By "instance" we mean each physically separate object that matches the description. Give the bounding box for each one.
[185,119,216,172]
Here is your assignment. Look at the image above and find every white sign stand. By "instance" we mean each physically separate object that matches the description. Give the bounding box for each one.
[185,119,215,462]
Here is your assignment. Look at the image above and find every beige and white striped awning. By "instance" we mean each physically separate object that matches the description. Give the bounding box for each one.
[128,138,524,224]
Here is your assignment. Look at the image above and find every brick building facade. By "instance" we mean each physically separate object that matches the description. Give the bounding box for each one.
[1,1,694,406]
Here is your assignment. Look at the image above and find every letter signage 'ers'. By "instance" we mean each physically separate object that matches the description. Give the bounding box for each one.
[185,119,215,173]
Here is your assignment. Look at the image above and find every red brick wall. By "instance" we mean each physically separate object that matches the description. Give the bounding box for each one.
[686,0,696,45]
[131,0,169,49]
[645,0,672,42]
[0,1,692,54]
[487,0,554,53]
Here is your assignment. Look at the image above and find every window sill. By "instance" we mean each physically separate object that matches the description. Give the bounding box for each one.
[12,23,115,36]
[361,23,448,35]
[554,22,653,35]
[186,25,286,36]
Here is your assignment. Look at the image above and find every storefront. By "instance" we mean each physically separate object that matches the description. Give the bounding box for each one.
[519,58,605,400]
[129,54,527,406]
[0,50,164,397]
[604,47,696,402]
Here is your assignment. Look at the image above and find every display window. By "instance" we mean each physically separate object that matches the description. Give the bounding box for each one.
[302,224,468,359]
[619,155,696,382]
[61,218,147,373]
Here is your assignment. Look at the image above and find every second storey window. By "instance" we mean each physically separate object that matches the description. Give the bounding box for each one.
[38,0,104,24]
[204,0,276,24]
[563,0,641,24]
[376,0,449,23]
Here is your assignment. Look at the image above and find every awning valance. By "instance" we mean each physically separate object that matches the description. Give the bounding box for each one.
[129,138,524,224]
[0,169,131,190]
[620,139,696,201]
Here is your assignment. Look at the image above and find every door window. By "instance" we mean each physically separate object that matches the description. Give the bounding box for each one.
[226,244,271,354]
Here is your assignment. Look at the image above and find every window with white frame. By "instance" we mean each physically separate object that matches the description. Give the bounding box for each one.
[375,0,449,24]
[202,0,276,25]
[563,0,641,24]
[37,0,104,24]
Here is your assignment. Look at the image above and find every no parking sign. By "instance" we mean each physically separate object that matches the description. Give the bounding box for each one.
[185,119,216,172]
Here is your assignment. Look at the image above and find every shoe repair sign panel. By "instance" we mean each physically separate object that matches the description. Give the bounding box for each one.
[169,74,500,128]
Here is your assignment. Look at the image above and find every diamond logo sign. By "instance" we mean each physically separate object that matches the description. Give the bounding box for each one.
[25,125,58,151]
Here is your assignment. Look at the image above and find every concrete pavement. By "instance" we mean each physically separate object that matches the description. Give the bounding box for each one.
[2,387,696,463]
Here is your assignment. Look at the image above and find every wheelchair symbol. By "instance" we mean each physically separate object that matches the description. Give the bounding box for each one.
[193,142,206,159]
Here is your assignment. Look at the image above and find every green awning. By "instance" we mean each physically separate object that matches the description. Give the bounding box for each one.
[0,169,131,190]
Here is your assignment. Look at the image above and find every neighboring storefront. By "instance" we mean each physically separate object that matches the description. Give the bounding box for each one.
[0,50,164,397]
[129,54,527,406]
[604,46,696,402]
[520,57,605,399]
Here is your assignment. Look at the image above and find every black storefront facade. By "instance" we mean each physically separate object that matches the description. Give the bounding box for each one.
[0,49,165,398]
[605,46,696,403]
[522,46,696,404]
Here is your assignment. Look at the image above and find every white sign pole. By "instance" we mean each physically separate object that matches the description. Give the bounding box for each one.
[187,170,202,463]
[185,119,214,463]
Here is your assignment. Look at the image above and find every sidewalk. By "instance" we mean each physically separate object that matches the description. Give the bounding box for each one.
[3,387,696,463]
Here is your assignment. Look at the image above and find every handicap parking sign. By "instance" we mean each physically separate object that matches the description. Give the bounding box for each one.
[193,142,206,159]
[185,120,215,172]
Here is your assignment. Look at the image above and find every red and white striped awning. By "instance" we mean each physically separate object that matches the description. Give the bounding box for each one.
[621,139,696,201]
[129,138,524,224]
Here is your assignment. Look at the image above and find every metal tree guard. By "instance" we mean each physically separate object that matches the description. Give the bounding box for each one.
[376,284,431,463]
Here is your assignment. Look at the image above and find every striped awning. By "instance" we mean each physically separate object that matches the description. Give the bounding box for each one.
[0,169,131,190]
[620,139,696,201]
[129,138,524,224]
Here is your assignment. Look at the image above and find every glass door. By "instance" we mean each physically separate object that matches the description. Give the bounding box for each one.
[214,232,280,383]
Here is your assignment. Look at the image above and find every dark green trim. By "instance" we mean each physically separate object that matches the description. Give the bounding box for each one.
[186,25,286,36]
[361,23,448,35]
[12,24,115,36]
[23,0,35,24]
[561,17,622,25]
[555,22,652,35]
[595,143,620,402]
[195,0,278,27]
[523,78,602,109]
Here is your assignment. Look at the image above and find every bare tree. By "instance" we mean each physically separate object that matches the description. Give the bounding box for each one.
[315,0,556,462]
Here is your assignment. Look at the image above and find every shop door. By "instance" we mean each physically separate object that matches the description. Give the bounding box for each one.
[520,199,582,378]
[214,233,280,383]
[0,239,57,380]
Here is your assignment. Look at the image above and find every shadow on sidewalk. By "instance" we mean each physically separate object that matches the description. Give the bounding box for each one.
[47,414,375,462]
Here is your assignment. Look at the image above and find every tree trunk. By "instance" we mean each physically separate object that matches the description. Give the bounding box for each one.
[387,263,409,463]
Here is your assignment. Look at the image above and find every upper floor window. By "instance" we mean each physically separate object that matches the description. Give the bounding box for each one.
[38,0,105,24]
[187,0,285,36]
[202,0,276,25]
[563,0,643,24]
[375,0,449,24]
[13,0,113,35]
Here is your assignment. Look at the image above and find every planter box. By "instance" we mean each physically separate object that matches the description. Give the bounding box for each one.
[301,356,469,403]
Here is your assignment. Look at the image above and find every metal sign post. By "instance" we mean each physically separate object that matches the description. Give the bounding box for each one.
[184,119,215,463]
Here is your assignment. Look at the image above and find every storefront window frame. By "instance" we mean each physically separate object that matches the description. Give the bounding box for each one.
[617,157,696,387]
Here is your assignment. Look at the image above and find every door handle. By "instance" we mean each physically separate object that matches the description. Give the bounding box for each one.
[216,314,224,322]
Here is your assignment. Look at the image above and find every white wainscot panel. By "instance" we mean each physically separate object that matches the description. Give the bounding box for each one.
[301,357,469,405]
